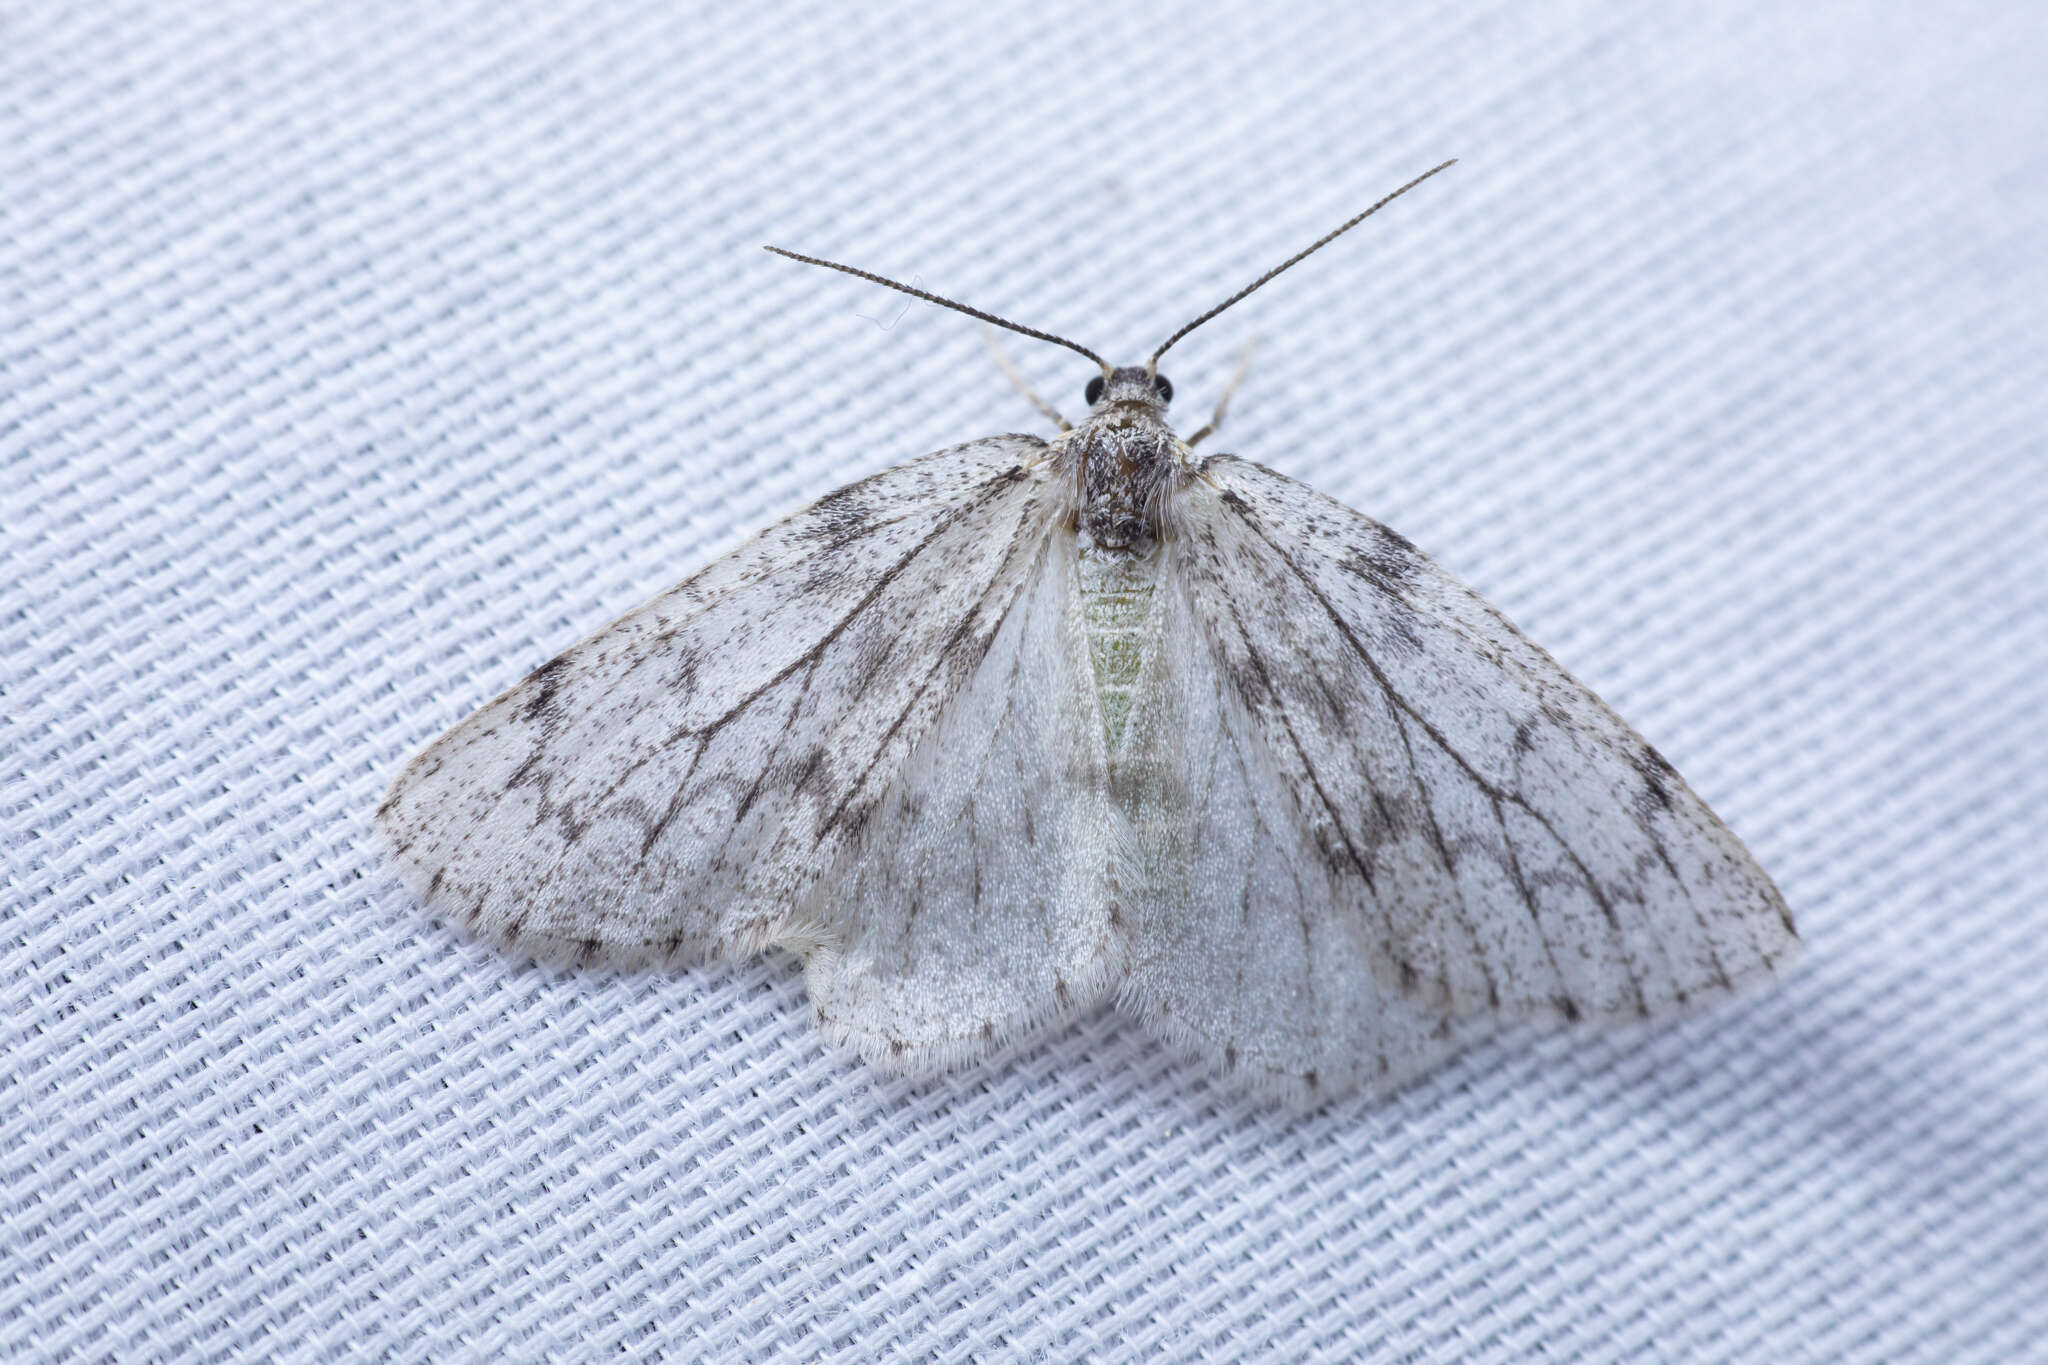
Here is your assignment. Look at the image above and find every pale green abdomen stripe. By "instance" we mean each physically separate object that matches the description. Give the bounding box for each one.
[1077,541,1162,751]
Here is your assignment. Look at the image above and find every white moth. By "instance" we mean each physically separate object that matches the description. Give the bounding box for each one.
[377,164,1797,1108]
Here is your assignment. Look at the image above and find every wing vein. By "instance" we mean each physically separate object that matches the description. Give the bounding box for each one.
[1194,553,1429,988]
[1234,509,1661,990]
[821,503,1053,837]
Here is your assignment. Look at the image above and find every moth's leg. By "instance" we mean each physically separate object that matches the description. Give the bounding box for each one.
[984,327,1070,432]
[1185,338,1259,447]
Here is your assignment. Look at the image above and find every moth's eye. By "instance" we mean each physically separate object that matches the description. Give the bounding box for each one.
[1153,373,1174,403]
[1084,376,1105,406]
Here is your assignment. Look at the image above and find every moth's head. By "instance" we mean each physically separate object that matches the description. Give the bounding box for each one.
[1085,365,1174,418]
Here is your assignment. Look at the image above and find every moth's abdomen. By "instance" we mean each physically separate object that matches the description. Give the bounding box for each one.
[1077,539,1163,751]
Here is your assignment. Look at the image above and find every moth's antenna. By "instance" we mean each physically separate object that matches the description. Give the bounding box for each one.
[1148,159,1457,370]
[765,246,1112,375]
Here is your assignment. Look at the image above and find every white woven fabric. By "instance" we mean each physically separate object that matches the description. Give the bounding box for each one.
[6,3,2045,1360]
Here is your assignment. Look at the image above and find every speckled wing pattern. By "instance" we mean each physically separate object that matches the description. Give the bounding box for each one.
[1111,454,1798,1106]
[376,435,1082,1002]
[379,430,1795,1107]
[804,532,1123,1072]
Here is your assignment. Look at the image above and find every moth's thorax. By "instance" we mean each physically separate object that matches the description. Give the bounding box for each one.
[1059,366,1192,559]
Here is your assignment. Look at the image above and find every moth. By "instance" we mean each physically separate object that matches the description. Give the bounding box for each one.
[377,163,1797,1108]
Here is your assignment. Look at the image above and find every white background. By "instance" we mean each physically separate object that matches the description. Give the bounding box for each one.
[5,2,2045,1360]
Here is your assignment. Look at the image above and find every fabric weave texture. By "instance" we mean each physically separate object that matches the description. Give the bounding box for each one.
[5,3,2045,1360]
